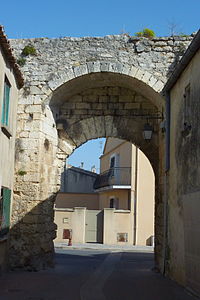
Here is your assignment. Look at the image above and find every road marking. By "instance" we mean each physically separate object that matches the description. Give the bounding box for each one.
[80,252,122,300]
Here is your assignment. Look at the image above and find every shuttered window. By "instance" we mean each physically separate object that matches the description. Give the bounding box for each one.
[1,77,11,126]
[0,187,11,238]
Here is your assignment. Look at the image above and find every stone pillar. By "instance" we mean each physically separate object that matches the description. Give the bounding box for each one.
[9,101,68,270]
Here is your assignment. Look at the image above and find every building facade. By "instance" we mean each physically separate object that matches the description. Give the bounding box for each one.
[95,138,155,246]
[164,29,200,295]
[0,26,23,273]
[54,138,155,246]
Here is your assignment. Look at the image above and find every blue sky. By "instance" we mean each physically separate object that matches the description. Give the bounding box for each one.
[1,0,199,170]
[1,0,199,39]
[68,138,106,173]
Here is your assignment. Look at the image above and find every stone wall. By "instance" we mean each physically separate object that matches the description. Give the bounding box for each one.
[10,34,193,88]
[8,34,194,271]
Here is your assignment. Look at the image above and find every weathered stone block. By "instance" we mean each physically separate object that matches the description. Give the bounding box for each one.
[29,86,44,95]
[99,95,109,103]
[73,64,88,77]
[75,103,91,109]
[129,66,138,78]
[119,95,133,102]
[74,109,88,115]
[108,87,120,95]
[83,95,98,102]
[24,105,42,113]
[124,103,140,109]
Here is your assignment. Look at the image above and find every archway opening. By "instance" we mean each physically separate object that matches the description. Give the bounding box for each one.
[10,70,165,272]
[47,71,164,269]
[54,137,155,249]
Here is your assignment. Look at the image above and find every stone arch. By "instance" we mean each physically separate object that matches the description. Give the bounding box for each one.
[58,115,158,173]
[11,66,165,272]
[47,69,164,171]
[45,61,165,102]
[47,70,164,269]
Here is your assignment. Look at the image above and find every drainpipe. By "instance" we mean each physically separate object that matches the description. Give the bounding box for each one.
[133,147,138,245]
[162,91,171,274]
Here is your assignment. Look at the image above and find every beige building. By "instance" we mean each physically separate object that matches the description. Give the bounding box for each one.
[0,26,23,272]
[54,138,155,246]
[164,29,200,295]
[96,138,155,246]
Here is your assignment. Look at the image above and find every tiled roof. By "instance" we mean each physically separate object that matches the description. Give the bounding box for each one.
[0,25,24,88]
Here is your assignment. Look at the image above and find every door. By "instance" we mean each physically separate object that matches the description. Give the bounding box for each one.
[85,210,103,243]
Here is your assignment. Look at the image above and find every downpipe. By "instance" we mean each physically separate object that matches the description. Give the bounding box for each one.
[162,91,171,275]
[133,147,138,245]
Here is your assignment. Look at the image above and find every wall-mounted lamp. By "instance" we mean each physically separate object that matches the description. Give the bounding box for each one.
[56,122,64,130]
[143,123,153,140]
[56,119,67,131]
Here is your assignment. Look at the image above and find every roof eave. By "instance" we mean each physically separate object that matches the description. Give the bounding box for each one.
[0,25,24,89]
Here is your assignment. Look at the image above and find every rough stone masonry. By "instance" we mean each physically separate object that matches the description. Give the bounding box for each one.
[9,34,193,270]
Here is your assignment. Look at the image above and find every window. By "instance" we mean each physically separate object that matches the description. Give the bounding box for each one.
[183,84,192,127]
[110,156,115,169]
[0,187,11,238]
[110,197,119,209]
[63,217,69,224]
[1,77,11,127]
[109,153,120,179]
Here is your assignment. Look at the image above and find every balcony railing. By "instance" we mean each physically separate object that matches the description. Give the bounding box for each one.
[93,167,131,190]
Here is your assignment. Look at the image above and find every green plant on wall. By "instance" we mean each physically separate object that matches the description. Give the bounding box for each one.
[17,57,26,66]
[18,170,27,176]
[135,28,156,38]
[22,44,36,56]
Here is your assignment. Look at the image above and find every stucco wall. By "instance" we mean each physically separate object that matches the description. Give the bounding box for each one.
[169,48,200,293]
[61,166,97,193]
[0,47,19,189]
[56,193,99,210]
[99,139,154,246]
[100,138,132,174]
[99,190,129,210]
[54,207,134,246]
[54,207,86,243]
[137,150,155,246]
[103,208,134,245]
[54,210,73,242]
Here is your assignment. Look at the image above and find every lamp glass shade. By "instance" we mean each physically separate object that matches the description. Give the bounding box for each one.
[143,123,153,140]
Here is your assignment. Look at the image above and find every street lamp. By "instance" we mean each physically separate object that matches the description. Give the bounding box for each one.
[143,123,153,140]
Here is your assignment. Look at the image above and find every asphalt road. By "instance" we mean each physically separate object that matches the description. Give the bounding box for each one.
[0,249,198,300]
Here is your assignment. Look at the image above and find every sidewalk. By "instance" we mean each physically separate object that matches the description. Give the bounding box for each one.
[54,242,154,252]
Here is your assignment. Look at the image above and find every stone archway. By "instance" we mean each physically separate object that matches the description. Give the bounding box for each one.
[10,66,165,271]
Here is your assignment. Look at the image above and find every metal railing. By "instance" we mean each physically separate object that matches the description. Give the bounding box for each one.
[93,167,131,189]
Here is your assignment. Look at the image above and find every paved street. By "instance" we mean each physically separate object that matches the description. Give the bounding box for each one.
[0,248,198,300]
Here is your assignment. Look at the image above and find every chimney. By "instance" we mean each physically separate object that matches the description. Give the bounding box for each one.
[91,165,96,173]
